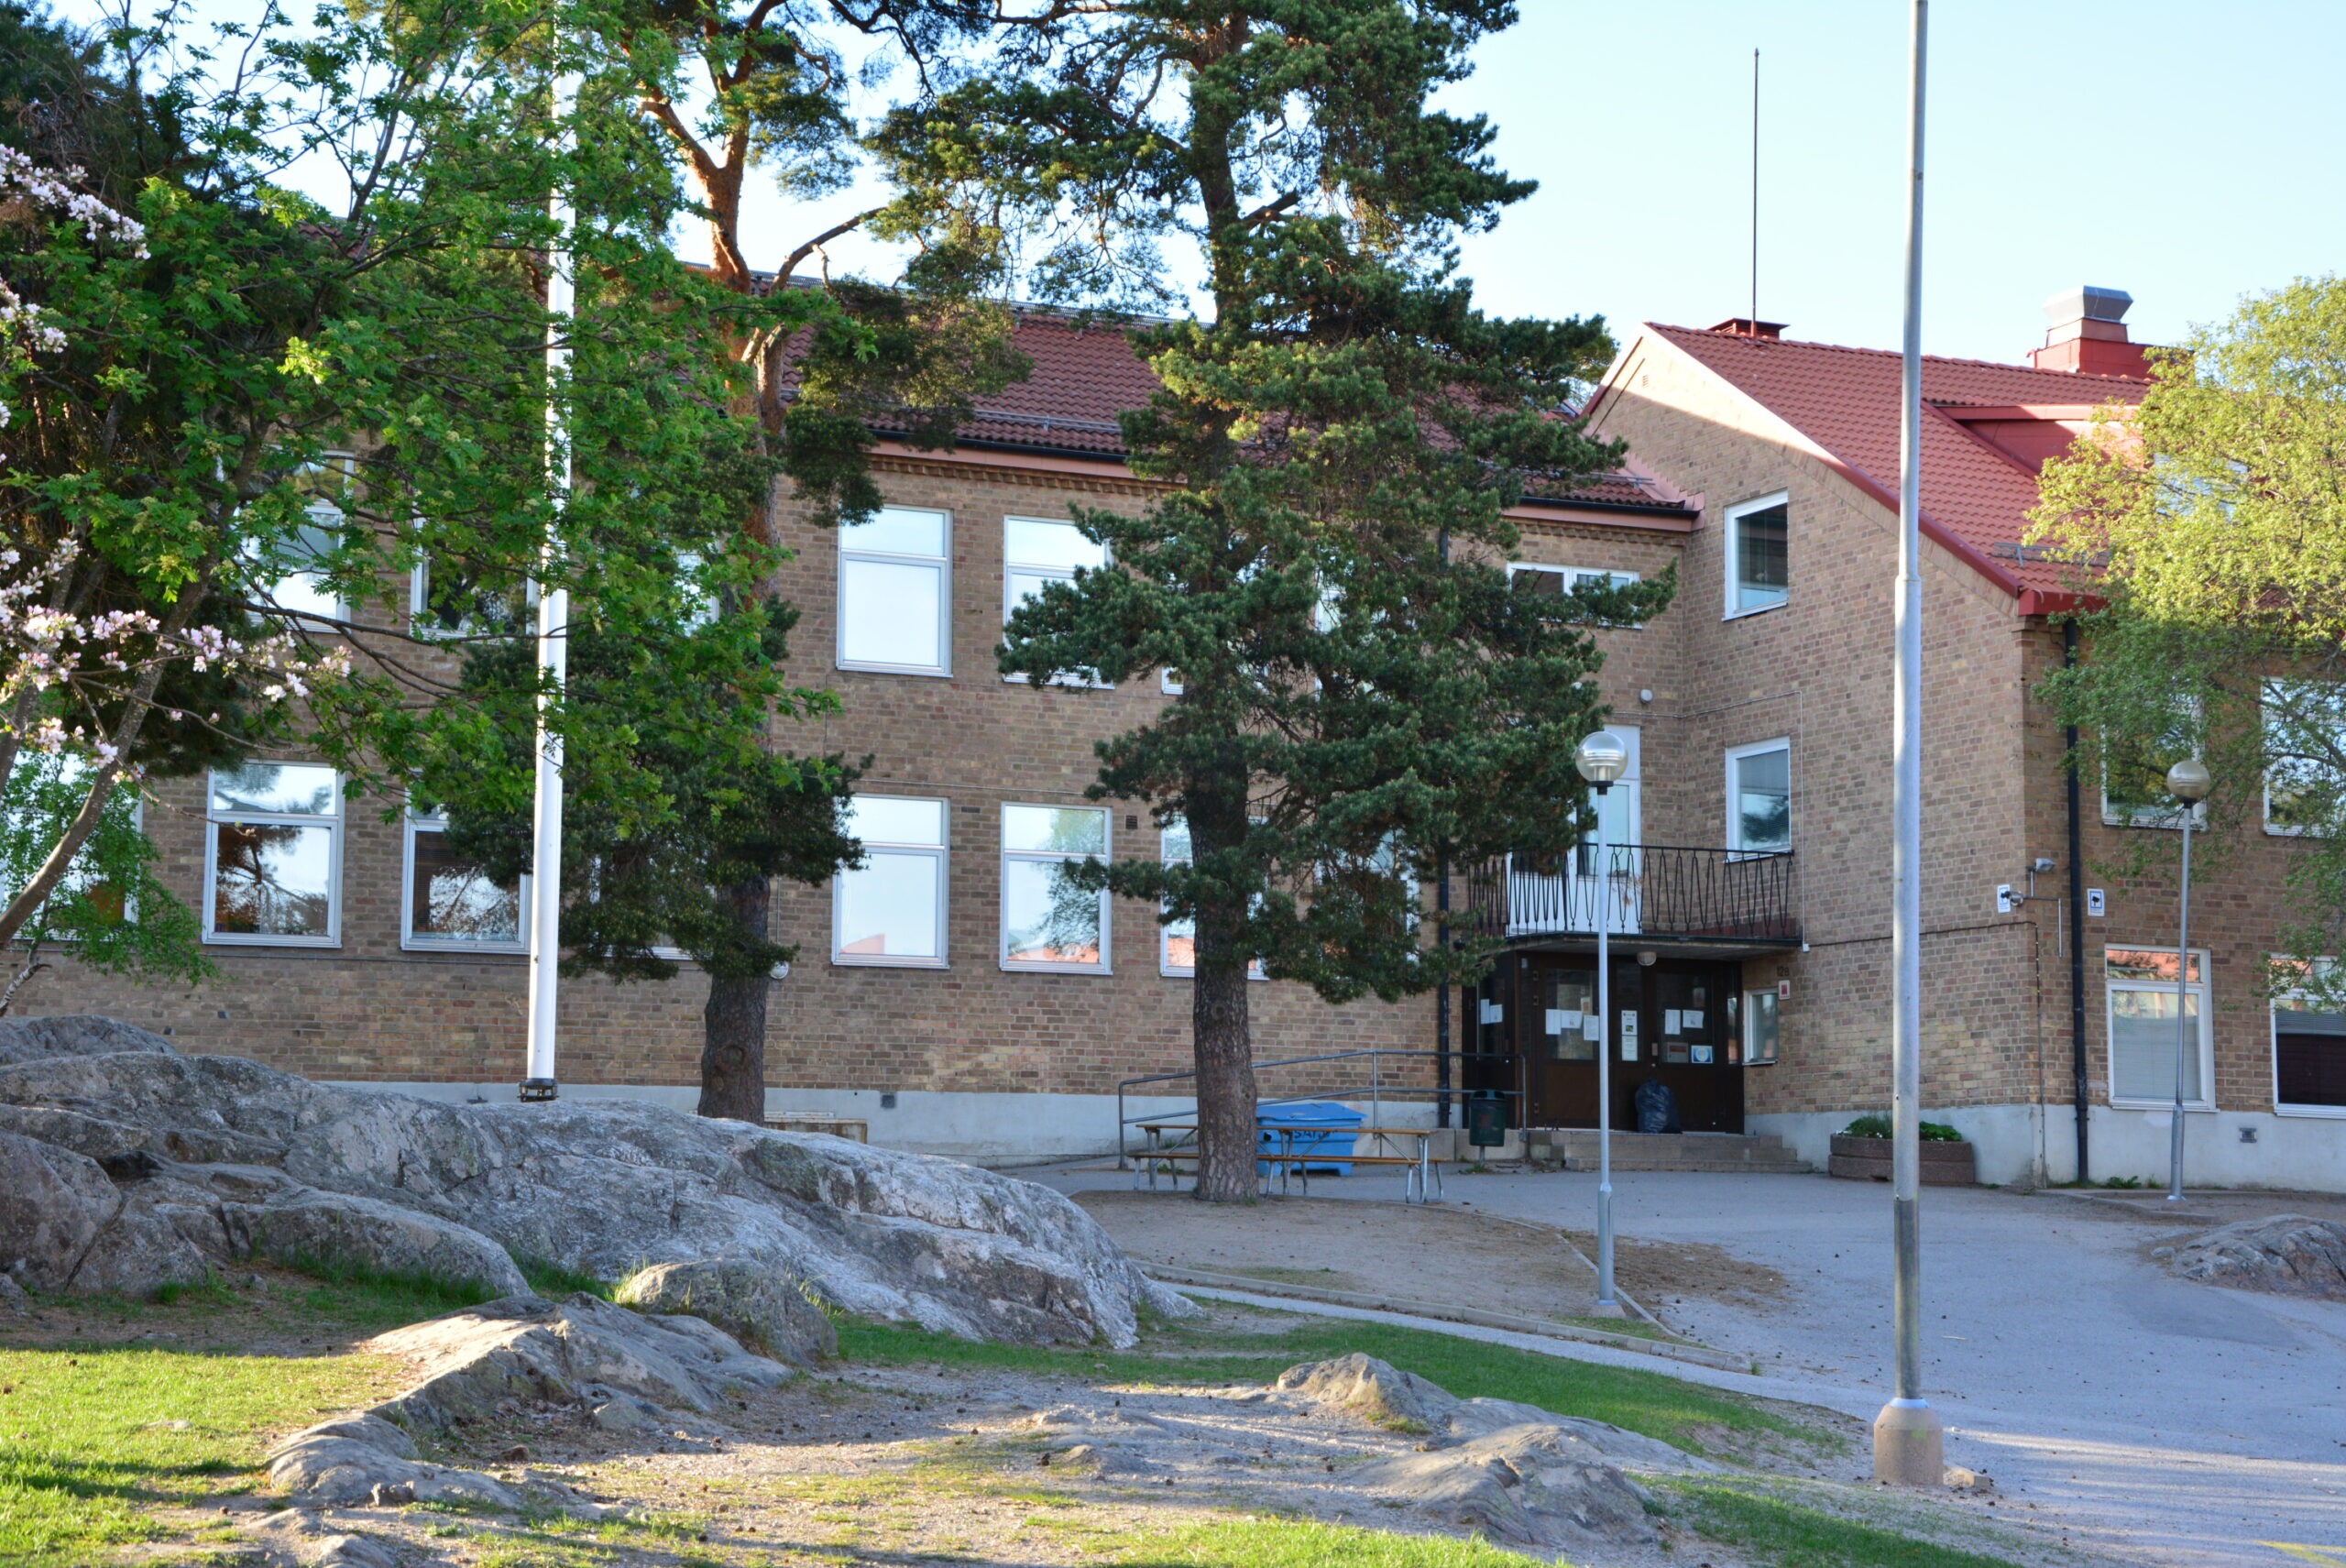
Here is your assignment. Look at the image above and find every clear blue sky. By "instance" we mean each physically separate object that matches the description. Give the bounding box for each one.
[109,1,2345,367]
[1442,1,2345,363]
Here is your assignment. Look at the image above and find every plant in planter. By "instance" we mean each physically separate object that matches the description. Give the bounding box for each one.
[1828,1115,1977,1184]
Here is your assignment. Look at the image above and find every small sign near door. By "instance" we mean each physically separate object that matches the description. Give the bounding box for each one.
[1619,1009,1638,1060]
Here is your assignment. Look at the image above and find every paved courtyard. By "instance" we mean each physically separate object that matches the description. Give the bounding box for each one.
[1035,1160,2346,1568]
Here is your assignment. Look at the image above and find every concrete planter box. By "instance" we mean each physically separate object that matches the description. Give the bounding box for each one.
[1827,1134,1976,1186]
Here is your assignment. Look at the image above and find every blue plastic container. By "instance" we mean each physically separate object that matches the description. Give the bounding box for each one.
[1256,1100,1365,1175]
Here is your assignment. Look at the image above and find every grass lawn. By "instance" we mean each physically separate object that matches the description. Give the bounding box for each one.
[1663,1479,2048,1568]
[835,1309,1825,1457]
[1112,1516,1556,1566]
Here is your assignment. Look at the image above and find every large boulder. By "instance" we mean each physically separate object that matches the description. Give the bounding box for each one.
[2174,1215,2346,1300]
[0,1128,119,1291]
[0,1014,175,1068]
[0,1025,1184,1344]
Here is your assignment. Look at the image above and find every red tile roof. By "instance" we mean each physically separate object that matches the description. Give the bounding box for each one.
[1628,323,2149,609]
[875,309,1695,517]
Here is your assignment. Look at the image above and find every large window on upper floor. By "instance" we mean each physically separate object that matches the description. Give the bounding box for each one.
[839,507,952,676]
[1726,739,1792,855]
[2101,699,2205,829]
[204,762,340,945]
[403,811,525,950]
[1001,804,1109,971]
[832,795,948,968]
[1509,563,1643,627]
[1724,492,1789,618]
[1003,517,1108,685]
[246,455,357,625]
[2105,947,2211,1110]
[2263,679,2346,837]
[1157,817,1265,979]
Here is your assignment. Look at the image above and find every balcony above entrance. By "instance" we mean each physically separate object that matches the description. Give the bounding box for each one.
[1464,845,1799,951]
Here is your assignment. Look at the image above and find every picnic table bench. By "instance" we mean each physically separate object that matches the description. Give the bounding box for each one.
[1132,1121,1444,1203]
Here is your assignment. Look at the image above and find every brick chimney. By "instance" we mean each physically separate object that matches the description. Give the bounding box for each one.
[1709,317,1785,340]
[2031,287,2150,378]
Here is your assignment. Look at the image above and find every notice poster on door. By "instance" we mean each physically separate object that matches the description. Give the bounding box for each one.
[1691,1044,1715,1064]
[1545,1009,1577,1036]
[1663,1008,1683,1036]
[1584,1013,1603,1042]
[1619,1010,1638,1060]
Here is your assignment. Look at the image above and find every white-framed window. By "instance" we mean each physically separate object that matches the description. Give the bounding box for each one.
[2272,960,2346,1117]
[1157,818,1264,979]
[248,454,358,625]
[204,762,341,946]
[1742,987,1780,1065]
[1001,803,1109,971]
[2105,946,2213,1110]
[2,751,141,928]
[2100,699,2205,828]
[839,506,952,676]
[1003,517,1109,685]
[1726,739,1792,855]
[833,795,948,968]
[2263,679,2346,837]
[1723,491,1789,618]
[402,812,525,951]
[1510,562,1642,626]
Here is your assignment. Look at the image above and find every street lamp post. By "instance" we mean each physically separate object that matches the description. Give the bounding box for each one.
[2165,757,2212,1202]
[1574,729,1631,1319]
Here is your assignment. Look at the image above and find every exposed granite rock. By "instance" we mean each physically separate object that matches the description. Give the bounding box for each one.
[0,1023,1183,1344]
[2173,1215,2346,1299]
[614,1255,837,1367]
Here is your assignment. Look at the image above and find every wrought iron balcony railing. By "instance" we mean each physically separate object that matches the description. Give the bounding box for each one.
[1464,844,1798,946]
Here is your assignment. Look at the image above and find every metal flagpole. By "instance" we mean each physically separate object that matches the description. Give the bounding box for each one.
[521,60,577,1104]
[1873,0,1945,1486]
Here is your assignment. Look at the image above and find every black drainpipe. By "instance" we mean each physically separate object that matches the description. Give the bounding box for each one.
[2065,620,2089,1183]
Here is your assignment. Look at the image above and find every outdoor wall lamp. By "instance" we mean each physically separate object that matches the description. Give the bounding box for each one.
[1573,729,1633,1319]
[1636,949,1658,968]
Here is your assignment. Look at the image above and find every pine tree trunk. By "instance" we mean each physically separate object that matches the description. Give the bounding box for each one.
[1189,828,1258,1201]
[696,877,772,1122]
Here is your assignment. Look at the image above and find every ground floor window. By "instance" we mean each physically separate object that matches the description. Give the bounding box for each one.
[2105,947,2212,1109]
[834,795,948,967]
[403,813,524,950]
[1001,804,1108,971]
[205,762,340,944]
[2273,964,2346,1115]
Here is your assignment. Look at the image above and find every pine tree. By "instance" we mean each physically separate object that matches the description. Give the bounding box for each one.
[880,3,1672,1199]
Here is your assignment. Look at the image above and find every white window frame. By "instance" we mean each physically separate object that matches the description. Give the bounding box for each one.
[401,811,528,953]
[2261,679,2343,838]
[2270,959,2346,1118]
[1003,516,1111,687]
[203,763,343,948]
[2104,945,2214,1112]
[999,803,1111,974]
[1742,987,1780,1065]
[838,506,953,678]
[831,795,950,970]
[1722,490,1790,620]
[409,554,527,643]
[1725,738,1793,856]
[1157,819,1264,981]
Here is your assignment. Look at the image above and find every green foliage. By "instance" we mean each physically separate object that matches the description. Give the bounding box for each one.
[512,1252,616,1301]
[878,4,1671,1033]
[2031,277,2346,1002]
[0,750,208,1004]
[1839,1115,1964,1143]
[1661,1479,2032,1568]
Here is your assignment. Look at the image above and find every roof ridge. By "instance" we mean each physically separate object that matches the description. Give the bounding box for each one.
[1646,322,2153,385]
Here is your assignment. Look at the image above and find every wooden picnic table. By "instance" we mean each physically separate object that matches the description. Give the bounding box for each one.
[1131,1122,1444,1203]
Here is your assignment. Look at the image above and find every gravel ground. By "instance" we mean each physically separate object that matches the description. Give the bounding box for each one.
[1036,1163,2346,1568]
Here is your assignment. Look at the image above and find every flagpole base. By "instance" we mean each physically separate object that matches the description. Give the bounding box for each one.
[519,1078,559,1103]
[1871,1398,1946,1486]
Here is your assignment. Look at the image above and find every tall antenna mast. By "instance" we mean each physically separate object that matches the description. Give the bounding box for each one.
[1750,48,1760,328]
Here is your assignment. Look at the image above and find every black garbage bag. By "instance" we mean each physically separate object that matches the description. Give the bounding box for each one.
[1634,1078,1681,1135]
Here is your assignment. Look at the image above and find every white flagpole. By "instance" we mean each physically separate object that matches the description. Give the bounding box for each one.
[1873,0,1945,1485]
[521,60,577,1103]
